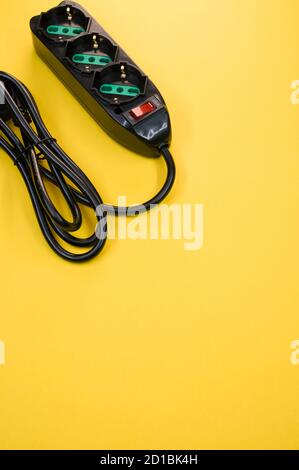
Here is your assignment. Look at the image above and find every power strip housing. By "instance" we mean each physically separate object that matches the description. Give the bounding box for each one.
[30,1,172,157]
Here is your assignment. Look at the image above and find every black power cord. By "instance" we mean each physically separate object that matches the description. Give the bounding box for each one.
[0,72,176,262]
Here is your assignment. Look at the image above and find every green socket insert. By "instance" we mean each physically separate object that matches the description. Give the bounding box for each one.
[47,25,85,36]
[72,54,112,66]
[99,84,140,97]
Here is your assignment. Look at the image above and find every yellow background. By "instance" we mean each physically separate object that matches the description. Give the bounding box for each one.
[0,0,299,450]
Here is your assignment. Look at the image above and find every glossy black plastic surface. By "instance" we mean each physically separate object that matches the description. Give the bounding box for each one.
[30,1,172,157]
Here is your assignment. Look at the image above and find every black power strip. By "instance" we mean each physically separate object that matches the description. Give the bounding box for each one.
[30,1,172,158]
[0,2,176,262]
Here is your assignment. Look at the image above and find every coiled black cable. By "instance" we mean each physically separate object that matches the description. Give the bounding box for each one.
[0,72,176,262]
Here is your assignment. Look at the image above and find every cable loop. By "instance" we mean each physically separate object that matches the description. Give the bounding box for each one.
[14,137,57,164]
[0,72,176,261]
